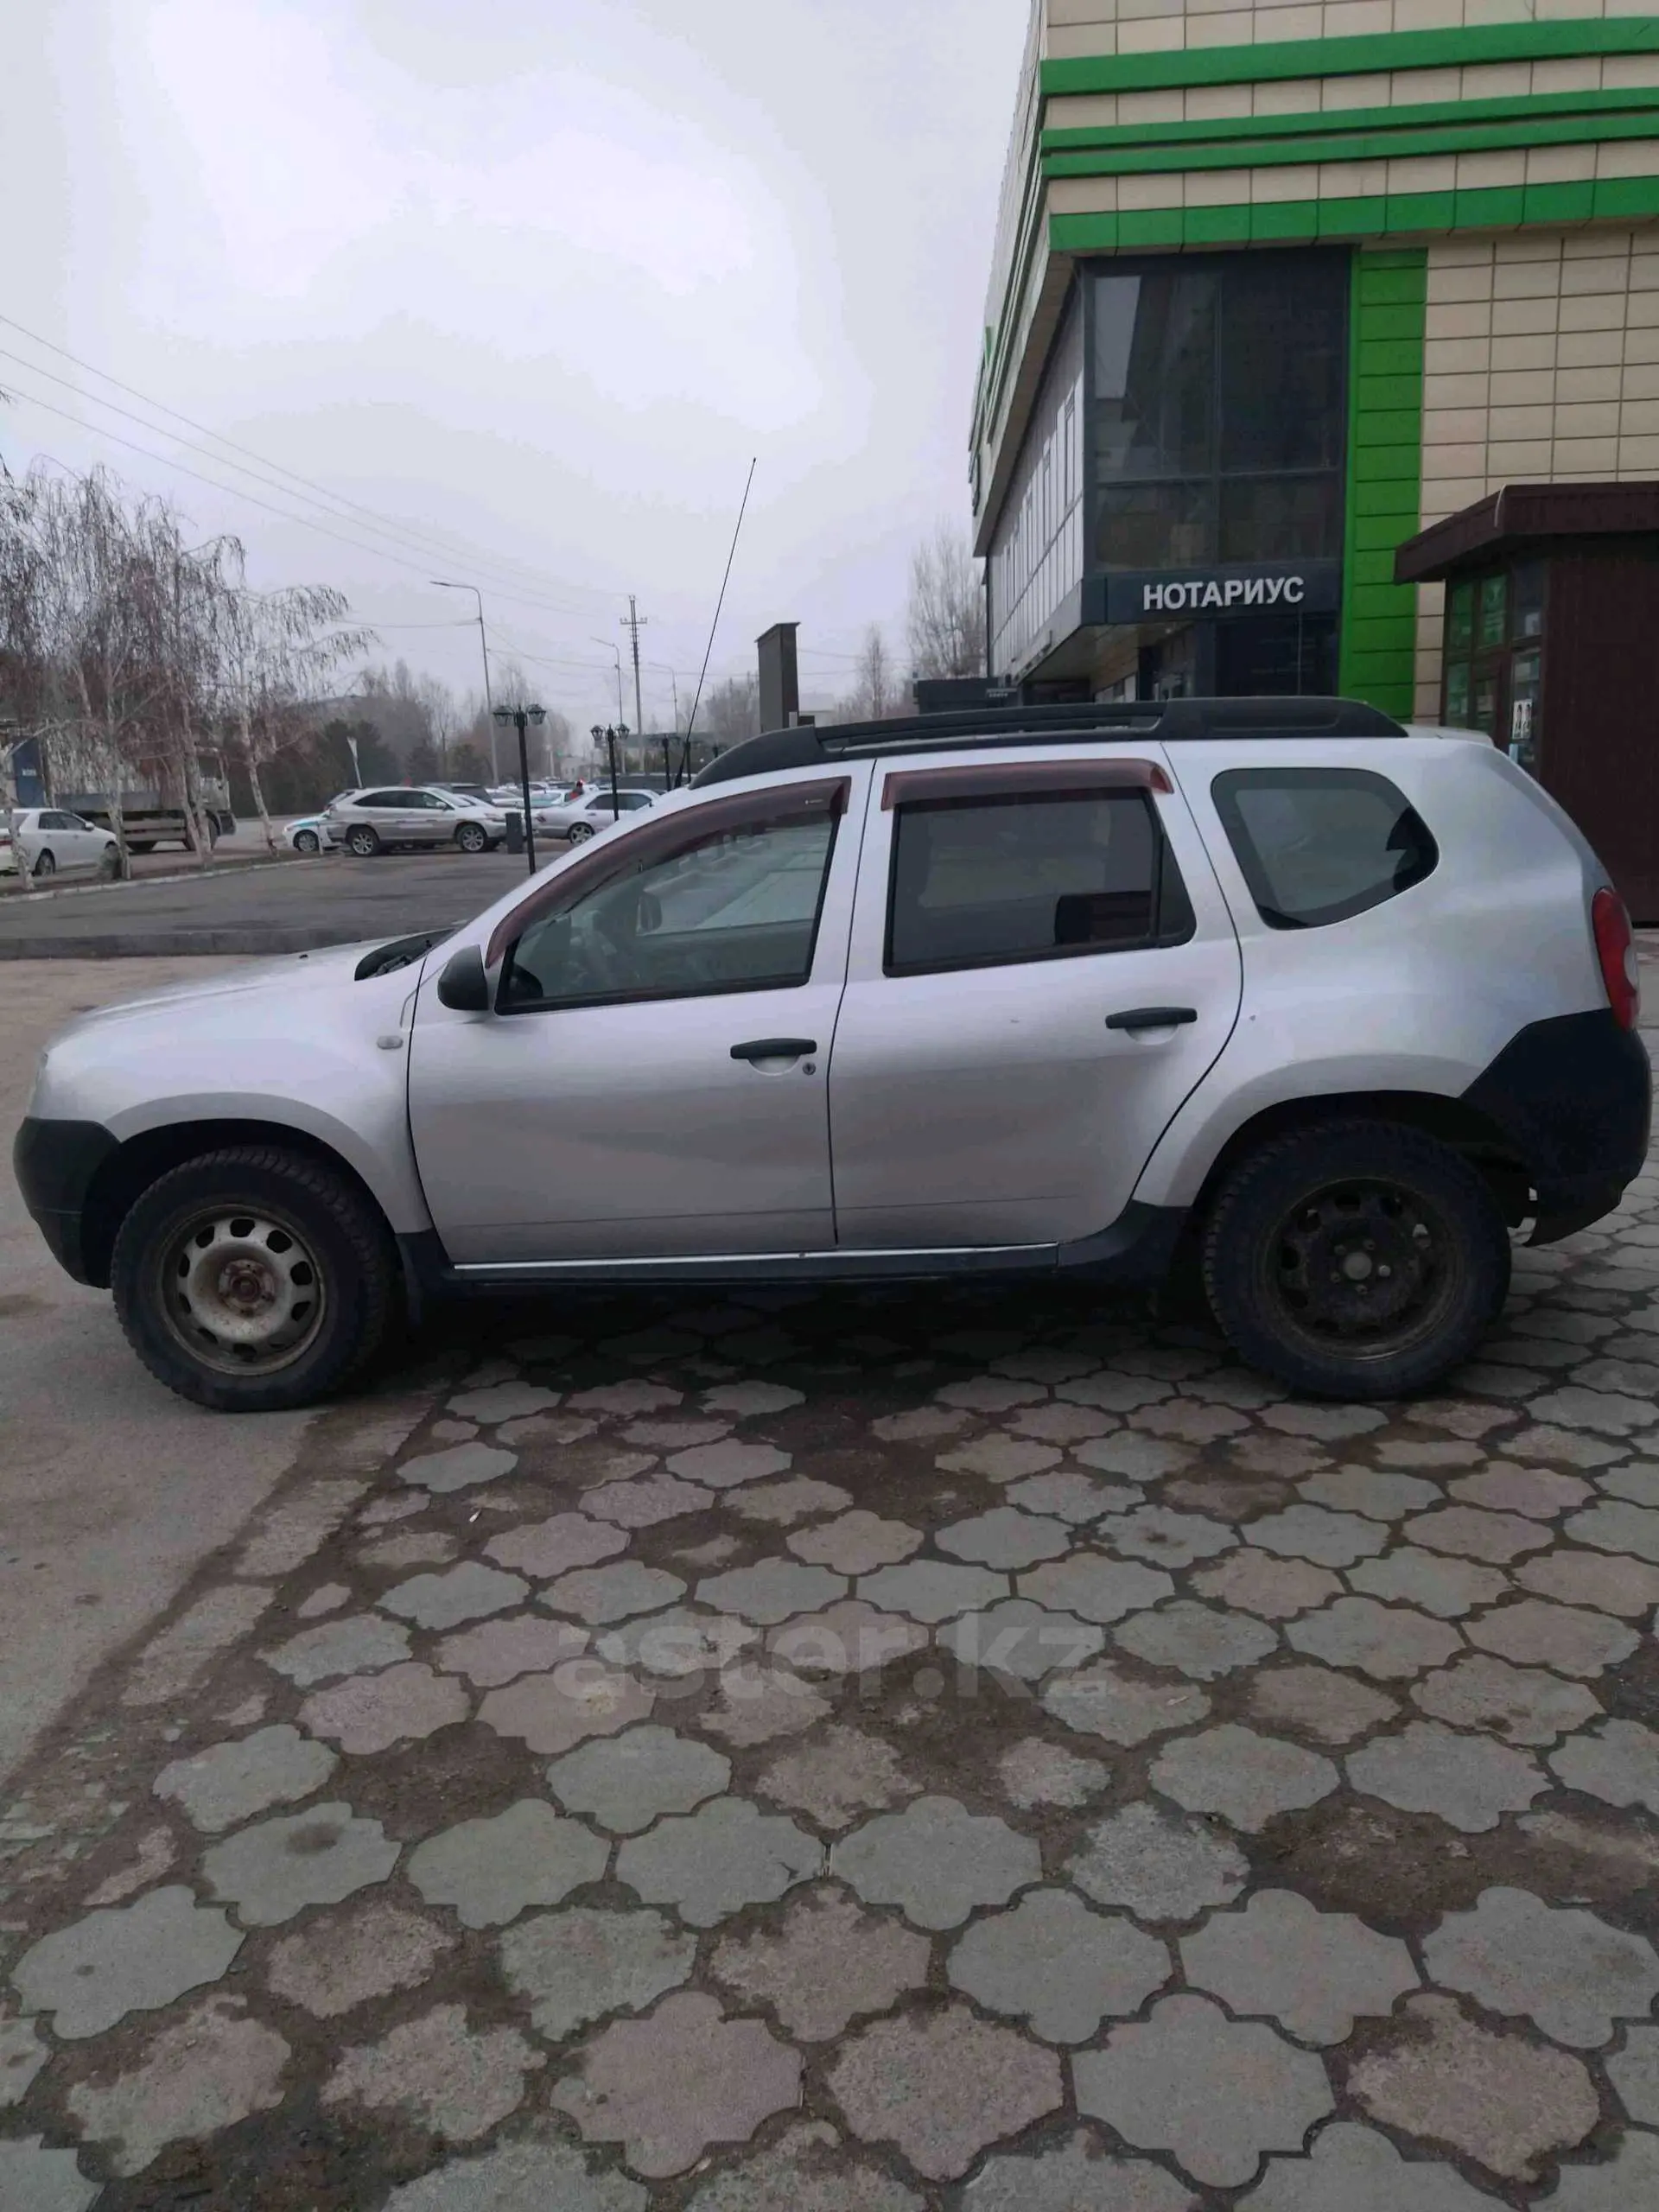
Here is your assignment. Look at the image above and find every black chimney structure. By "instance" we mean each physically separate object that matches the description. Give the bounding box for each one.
[756,621,801,733]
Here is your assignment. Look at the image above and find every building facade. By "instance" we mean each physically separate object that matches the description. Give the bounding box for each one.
[973,0,1659,723]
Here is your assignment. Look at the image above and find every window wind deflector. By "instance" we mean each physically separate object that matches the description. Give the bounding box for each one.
[881,759,1171,809]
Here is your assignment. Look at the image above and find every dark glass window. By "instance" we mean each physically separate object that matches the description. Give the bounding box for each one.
[885,790,1193,976]
[1478,575,1508,650]
[1213,769,1438,931]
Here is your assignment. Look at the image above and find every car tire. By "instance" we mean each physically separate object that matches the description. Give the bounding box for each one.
[566,821,595,844]
[32,849,55,879]
[128,842,155,855]
[346,826,381,857]
[1201,1118,1510,1400]
[111,1146,397,1412]
[454,823,488,854]
[293,829,321,855]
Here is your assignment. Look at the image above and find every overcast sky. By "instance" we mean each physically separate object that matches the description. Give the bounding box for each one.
[3,0,1027,728]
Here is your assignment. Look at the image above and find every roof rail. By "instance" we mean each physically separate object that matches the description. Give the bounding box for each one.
[690,696,1408,787]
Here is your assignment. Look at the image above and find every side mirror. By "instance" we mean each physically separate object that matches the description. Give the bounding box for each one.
[435,944,490,1012]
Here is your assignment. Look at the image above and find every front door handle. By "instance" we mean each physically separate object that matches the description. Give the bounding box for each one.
[1105,1006,1198,1033]
[731,1037,817,1062]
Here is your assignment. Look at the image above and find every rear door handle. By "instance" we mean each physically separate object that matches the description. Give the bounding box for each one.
[731,1037,817,1061]
[1105,1006,1198,1032]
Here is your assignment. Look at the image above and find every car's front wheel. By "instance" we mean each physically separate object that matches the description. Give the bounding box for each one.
[111,1147,397,1411]
[454,822,488,854]
[566,821,595,844]
[346,826,381,857]
[1201,1119,1510,1400]
[293,828,321,855]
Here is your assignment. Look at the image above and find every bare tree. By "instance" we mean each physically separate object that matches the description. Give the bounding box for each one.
[907,522,987,680]
[702,673,760,747]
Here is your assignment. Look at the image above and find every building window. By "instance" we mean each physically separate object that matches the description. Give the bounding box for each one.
[1441,563,1546,772]
[1089,252,1348,574]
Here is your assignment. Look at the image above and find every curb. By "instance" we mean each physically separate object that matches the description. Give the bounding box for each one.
[0,851,302,906]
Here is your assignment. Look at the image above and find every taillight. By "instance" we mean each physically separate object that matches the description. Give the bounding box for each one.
[1592,886,1640,1031]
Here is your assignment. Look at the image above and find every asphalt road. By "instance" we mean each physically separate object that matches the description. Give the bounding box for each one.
[0,848,536,957]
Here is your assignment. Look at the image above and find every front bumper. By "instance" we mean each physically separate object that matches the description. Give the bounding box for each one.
[1463,1007,1652,1243]
[12,1116,119,1283]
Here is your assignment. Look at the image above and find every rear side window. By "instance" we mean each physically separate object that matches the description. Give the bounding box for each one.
[1212,768,1437,930]
[885,789,1194,976]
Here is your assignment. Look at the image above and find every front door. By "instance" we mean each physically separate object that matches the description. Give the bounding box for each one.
[827,754,1243,1250]
[409,769,863,1264]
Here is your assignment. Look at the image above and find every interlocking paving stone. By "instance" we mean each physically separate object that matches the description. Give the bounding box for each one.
[379,1560,530,1630]
[263,1612,412,1687]
[1532,1384,1657,1433]
[1190,1550,1340,1619]
[1544,2132,1659,2212]
[1348,1992,1599,2179]
[1073,1993,1334,2189]
[938,1597,1103,1681]
[625,1417,733,1450]
[570,1380,683,1414]
[998,1471,1122,1523]
[1287,1596,1463,1680]
[669,1440,792,1487]
[298,1581,350,1618]
[265,1897,457,2016]
[1043,1660,1211,1745]
[0,2014,47,2110]
[300,1661,470,1754]
[397,1440,517,1493]
[1245,1665,1399,1745]
[1069,1801,1248,1922]
[771,1600,931,1675]
[1262,1402,1385,1440]
[406,1799,607,1927]
[937,1436,1063,1484]
[1549,1716,1659,1812]
[855,1560,1007,1622]
[947,1886,1170,2042]
[355,1529,459,1572]
[11,1883,242,2039]
[1517,1546,1659,1615]
[1154,1724,1339,1831]
[202,1803,398,1925]
[552,1990,801,2177]
[582,1473,718,1527]
[937,1374,1047,1411]
[1180,1889,1418,2043]
[499,1904,696,2041]
[480,1662,656,1756]
[0,2138,101,2212]
[597,1605,757,1676]
[686,2123,924,2212]
[1075,1433,1193,1479]
[1135,1401,1250,1445]
[1061,1372,1178,1413]
[1114,1601,1277,1680]
[696,1560,848,1623]
[542,1561,688,1624]
[962,2133,1198,2211]
[383,2141,646,2212]
[1000,1737,1109,1808]
[832,1794,1040,1927]
[1244,1506,1390,1568]
[936,1506,1072,1568]
[1450,1465,1592,1518]
[1599,1459,1659,1505]
[702,1379,805,1416]
[1413,1654,1600,1745]
[787,1510,923,1573]
[874,1404,973,1441]
[694,1663,832,1744]
[617,1796,821,1924]
[448,1380,560,1423]
[1093,1506,1237,1567]
[1298,1468,1440,1521]
[1348,1721,1545,1831]
[323,2000,542,2143]
[1465,1596,1638,1676]
[710,1884,930,2039]
[827,2003,1064,2180]
[434,1613,588,1686]
[1344,1549,1508,1619]
[728,1478,853,1523]
[152,1724,336,1832]
[1019,1554,1175,1623]
[1407,1506,1554,1563]
[1010,1402,1119,1444]
[1608,2021,1659,2122]
[1426,1885,1659,2045]
[485,1513,627,1577]
[547,1725,730,1832]
[756,1723,917,1828]
[64,1993,289,2177]
[1235,2121,1504,2210]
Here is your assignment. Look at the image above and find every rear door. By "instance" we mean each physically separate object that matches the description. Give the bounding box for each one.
[826,751,1243,1249]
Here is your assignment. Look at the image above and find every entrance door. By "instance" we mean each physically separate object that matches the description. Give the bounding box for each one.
[827,756,1242,1250]
[409,772,862,1264]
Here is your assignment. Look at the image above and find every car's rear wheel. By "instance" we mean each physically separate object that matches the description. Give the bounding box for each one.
[111,1147,397,1411]
[346,826,381,857]
[32,849,55,878]
[293,828,321,855]
[566,821,595,844]
[454,822,488,854]
[1201,1119,1510,1400]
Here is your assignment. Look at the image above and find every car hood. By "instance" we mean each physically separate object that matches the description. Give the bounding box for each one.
[49,938,407,1036]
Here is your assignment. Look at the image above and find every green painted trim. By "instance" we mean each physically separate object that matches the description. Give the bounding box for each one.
[1042,86,1659,156]
[1043,106,1659,179]
[1039,19,1659,98]
[1338,248,1425,721]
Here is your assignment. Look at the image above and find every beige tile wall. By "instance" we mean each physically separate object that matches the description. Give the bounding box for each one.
[1413,222,1659,712]
[1046,0,1643,62]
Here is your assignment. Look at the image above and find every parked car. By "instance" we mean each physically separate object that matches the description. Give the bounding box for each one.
[323,786,509,857]
[16,697,1650,1412]
[283,816,337,855]
[533,787,658,843]
[1,808,120,880]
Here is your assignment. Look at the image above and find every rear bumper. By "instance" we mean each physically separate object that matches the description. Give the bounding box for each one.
[12,1116,119,1284]
[1463,1007,1651,1243]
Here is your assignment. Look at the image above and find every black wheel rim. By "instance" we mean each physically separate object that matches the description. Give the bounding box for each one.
[1263,1174,1464,1366]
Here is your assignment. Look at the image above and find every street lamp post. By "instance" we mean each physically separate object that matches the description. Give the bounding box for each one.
[589,723,629,821]
[434,580,497,780]
[493,702,546,875]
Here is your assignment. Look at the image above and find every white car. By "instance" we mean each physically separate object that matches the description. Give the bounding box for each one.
[1,808,120,880]
[323,786,511,858]
[533,787,658,844]
[283,816,337,855]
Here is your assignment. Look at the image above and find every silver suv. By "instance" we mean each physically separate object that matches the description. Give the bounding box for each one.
[325,785,508,856]
[16,698,1649,1411]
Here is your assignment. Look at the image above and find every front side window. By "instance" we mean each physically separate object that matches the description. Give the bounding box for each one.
[500,781,844,1011]
[886,788,1193,977]
[1213,768,1437,930]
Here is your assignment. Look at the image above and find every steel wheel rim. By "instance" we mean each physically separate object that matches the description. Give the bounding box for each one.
[157,1206,327,1376]
[296,831,319,853]
[1263,1174,1462,1364]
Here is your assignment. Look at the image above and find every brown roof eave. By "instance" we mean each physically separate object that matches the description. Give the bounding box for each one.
[1395,480,1659,584]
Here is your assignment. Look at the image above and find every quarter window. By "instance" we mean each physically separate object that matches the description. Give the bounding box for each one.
[885,788,1194,976]
[1213,768,1437,930]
